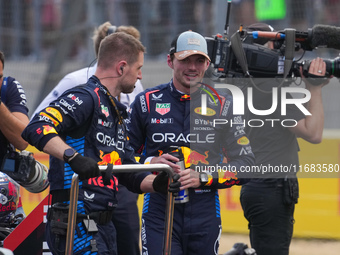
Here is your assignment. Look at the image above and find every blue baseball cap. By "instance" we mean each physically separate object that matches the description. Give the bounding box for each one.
[169,31,211,61]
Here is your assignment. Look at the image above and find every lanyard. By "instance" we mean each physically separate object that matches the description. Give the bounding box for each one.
[97,83,126,128]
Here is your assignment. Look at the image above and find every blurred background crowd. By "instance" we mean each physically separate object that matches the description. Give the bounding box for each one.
[1,0,340,123]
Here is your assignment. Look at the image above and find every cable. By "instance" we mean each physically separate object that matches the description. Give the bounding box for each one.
[97,75,121,80]
[86,58,98,80]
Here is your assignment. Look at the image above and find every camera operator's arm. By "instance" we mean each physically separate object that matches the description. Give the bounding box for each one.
[288,57,329,143]
[0,104,29,151]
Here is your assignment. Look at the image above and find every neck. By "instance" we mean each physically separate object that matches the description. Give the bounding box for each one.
[95,75,121,98]
[172,80,199,94]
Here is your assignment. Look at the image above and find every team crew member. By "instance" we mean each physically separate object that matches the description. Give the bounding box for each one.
[127,31,255,255]
[22,32,180,255]
[31,21,144,255]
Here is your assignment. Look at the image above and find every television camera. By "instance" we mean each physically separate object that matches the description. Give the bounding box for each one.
[1,150,49,194]
[206,1,340,80]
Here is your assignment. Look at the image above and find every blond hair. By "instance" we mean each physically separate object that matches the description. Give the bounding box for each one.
[92,22,141,56]
[97,32,145,69]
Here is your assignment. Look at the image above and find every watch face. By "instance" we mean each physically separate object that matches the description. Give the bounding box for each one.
[200,173,208,182]
[64,148,75,158]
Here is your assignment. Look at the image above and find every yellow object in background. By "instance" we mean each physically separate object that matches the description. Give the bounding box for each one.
[219,137,340,239]
[21,136,340,239]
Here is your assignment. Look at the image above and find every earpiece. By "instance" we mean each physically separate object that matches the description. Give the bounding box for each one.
[107,26,117,36]
[120,66,124,75]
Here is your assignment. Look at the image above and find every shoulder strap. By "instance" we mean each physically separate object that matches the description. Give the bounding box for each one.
[1,77,8,104]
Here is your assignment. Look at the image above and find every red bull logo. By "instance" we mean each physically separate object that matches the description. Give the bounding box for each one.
[42,125,57,135]
[186,150,209,166]
[223,170,237,180]
[98,150,122,165]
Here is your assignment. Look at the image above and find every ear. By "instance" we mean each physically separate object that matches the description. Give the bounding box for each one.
[205,60,210,71]
[117,61,127,75]
[167,55,174,69]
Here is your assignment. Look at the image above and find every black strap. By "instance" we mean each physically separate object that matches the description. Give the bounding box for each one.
[78,211,113,225]
[50,189,71,204]
[102,163,113,186]
[230,32,250,77]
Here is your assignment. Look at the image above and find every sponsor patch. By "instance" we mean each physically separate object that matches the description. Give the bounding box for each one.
[194,107,216,116]
[42,125,57,135]
[152,93,163,100]
[40,112,59,126]
[237,136,250,145]
[140,95,147,113]
[101,105,109,117]
[46,107,63,122]
[67,93,83,105]
[151,118,174,124]
[155,103,170,115]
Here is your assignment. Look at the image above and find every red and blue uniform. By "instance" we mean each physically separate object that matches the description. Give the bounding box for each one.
[22,76,148,255]
[127,81,254,255]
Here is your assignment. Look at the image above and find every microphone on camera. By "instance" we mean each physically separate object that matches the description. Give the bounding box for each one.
[309,24,340,50]
[249,24,340,51]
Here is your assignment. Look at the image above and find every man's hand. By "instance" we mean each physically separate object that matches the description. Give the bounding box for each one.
[178,169,201,189]
[152,172,181,195]
[150,154,181,173]
[301,57,330,87]
[68,154,100,180]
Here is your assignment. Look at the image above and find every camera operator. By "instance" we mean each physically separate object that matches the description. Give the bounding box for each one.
[239,23,330,255]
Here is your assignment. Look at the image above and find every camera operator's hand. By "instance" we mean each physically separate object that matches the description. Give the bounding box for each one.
[152,172,181,195]
[68,154,100,181]
[301,57,330,87]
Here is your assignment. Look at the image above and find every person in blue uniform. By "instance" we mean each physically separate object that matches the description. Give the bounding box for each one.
[127,30,255,255]
[31,22,145,255]
[0,51,29,220]
[22,32,180,255]
[0,51,30,167]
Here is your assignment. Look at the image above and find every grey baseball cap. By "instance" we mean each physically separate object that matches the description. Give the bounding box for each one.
[169,31,211,61]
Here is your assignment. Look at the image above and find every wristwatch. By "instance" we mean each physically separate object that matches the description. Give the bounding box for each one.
[63,148,77,163]
[199,172,209,185]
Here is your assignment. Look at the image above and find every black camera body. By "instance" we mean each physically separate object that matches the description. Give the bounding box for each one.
[206,35,284,78]
[1,150,35,184]
[206,30,340,80]
[1,150,49,193]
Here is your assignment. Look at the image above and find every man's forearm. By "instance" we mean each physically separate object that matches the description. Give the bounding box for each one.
[140,174,156,193]
[43,136,72,161]
[0,104,29,150]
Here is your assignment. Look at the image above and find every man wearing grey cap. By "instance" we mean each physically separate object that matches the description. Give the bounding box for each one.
[127,31,254,254]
